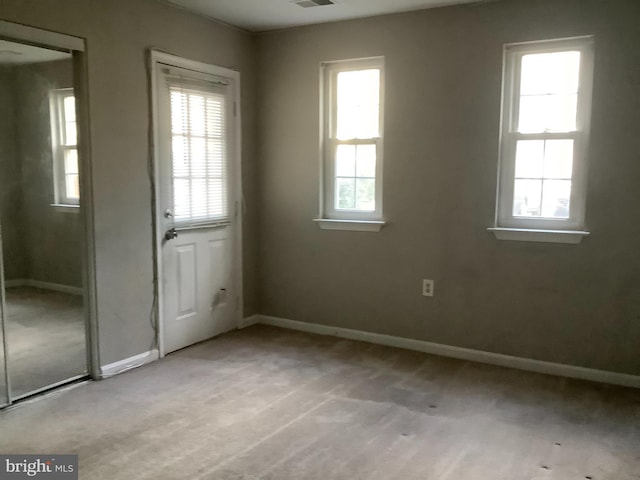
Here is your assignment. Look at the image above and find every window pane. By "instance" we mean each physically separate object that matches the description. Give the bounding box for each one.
[173,179,190,219]
[65,174,79,200]
[64,149,78,175]
[355,178,375,211]
[208,179,225,217]
[192,178,206,218]
[191,137,206,177]
[63,95,76,122]
[336,145,356,177]
[336,69,380,140]
[189,94,206,136]
[513,179,542,217]
[62,93,77,146]
[171,91,185,134]
[172,136,188,177]
[515,140,544,178]
[543,140,573,179]
[355,145,376,178]
[520,51,580,95]
[64,121,77,146]
[336,178,355,209]
[206,97,224,136]
[518,93,577,133]
[541,180,571,218]
[208,140,224,177]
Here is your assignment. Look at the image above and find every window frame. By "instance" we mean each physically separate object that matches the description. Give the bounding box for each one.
[49,88,79,207]
[494,36,594,234]
[319,57,385,225]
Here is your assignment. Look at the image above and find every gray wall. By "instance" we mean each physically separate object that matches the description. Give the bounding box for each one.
[3,0,638,376]
[256,0,640,375]
[1,0,259,365]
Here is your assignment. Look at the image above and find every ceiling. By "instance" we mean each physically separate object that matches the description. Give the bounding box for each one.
[0,40,71,65]
[164,0,484,32]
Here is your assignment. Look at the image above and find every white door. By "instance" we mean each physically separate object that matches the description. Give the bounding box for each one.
[155,60,240,354]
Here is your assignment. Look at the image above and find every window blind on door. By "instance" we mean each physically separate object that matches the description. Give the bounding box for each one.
[166,77,228,225]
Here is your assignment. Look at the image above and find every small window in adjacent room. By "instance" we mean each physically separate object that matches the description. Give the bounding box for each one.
[50,88,79,207]
[315,57,385,232]
[489,37,594,244]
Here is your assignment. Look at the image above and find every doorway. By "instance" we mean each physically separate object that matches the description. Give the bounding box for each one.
[0,22,96,407]
[150,51,243,356]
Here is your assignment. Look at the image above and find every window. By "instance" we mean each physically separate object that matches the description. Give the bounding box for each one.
[316,57,385,231]
[50,88,79,206]
[491,37,594,243]
[167,72,229,225]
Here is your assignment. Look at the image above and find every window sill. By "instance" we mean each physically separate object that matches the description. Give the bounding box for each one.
[51,203,80,214]
[487,227,589,244]
[314,219,385,232]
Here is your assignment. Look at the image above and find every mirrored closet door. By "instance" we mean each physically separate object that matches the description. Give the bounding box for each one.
[0,39,88,402]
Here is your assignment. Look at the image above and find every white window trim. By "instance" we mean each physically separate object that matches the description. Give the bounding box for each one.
[314,218,385,232]
[0,20,84,52]
[315,57,386,231]
[50,88,79,208]
[487,227,589,244]
[490,36,594,243]
[51,204,80,214]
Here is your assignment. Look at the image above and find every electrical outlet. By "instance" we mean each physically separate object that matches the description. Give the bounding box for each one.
[422,279,434,297]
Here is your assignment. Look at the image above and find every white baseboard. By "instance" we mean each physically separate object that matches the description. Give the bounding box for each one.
[5,278,83,296]
[238,314,260,329]
[100,349,159,378]
[257,315,640,389]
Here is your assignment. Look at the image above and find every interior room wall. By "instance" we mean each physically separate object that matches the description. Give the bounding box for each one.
[256,0,640,375]
[0,67,26,281]
[10,59,83,288]
[1,0,258,365]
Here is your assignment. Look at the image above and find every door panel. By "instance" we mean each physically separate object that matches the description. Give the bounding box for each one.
[209,238,226,305]
[163,228,233,353]
[176,244,196,317]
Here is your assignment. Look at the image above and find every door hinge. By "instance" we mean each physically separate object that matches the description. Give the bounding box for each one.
[235,200,239,218]
[233,101,237,117]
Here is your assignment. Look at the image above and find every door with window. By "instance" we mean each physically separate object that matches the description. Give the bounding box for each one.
[154,59,240,354]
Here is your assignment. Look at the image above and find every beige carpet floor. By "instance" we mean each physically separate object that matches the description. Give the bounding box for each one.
[0,324,638,479]
[3,286,87,398]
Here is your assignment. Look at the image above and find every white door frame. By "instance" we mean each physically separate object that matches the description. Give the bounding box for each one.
[149,50,243,358]
[0,223,9,407]
[0,21,100,390]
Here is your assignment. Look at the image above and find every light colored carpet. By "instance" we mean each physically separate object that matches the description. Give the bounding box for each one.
[3,286,87,398]
[0,324,638,479]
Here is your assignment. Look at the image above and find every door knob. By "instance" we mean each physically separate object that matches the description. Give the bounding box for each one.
[164,228,178,241]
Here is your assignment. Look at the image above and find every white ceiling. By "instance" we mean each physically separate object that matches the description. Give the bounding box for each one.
[0,40,71,65]
[164,0,483,32]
